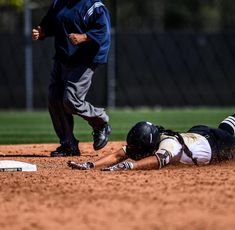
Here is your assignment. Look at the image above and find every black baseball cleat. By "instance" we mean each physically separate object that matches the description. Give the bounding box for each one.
[50,144,81,157]
[92,123,111,150]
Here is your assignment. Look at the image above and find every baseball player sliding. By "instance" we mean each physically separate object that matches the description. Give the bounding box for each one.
[68,114,235,170]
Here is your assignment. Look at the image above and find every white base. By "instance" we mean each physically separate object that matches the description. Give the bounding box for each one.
[0,160,37,172]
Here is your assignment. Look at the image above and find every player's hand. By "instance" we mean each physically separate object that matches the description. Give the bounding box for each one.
[67,160,95,170]
[32,26,44,40]
[102,162,134,171]
[68,33,89,45]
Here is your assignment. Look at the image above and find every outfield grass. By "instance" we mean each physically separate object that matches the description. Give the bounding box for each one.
[0,108,234,144]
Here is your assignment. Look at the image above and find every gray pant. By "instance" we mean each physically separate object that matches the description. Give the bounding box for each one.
[48,60,109,147]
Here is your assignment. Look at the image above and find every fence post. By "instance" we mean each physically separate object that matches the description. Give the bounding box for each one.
[24,0,33,111]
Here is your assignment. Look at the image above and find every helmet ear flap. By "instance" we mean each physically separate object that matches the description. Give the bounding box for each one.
[126,121,161,160]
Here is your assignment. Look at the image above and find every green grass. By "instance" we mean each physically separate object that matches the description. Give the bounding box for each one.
[0,108,234,144]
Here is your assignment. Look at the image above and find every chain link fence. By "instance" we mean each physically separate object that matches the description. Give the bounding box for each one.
[0,0,235,109]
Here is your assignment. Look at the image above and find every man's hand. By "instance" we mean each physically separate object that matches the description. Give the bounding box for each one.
[67,161,95,170]
[68,33,90,45]
[32,26,44,40]
[102,162,134,171]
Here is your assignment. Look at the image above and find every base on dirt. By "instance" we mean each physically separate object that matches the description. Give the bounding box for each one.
[0,160,37,172]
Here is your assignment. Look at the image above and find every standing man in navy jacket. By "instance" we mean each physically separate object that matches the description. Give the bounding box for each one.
[32,0,112,157]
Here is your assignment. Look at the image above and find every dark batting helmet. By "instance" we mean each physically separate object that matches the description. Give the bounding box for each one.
[126,121,161,160]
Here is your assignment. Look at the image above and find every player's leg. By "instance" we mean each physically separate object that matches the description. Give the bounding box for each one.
[208,114,235,162]
[48,61,80,157]
[63,64,111,151]
[218,114,235,135]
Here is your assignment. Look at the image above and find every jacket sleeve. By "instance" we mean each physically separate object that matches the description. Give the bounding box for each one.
[38,1,57,38]
[84,5,111,47]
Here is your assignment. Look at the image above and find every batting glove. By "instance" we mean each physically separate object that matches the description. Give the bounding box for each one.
[102,162,134,171]
[67,161,95,170]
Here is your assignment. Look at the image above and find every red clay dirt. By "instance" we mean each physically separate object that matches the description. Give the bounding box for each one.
[0,142,235,230]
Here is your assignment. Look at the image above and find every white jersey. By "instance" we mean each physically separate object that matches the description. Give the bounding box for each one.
[157,133,212,165]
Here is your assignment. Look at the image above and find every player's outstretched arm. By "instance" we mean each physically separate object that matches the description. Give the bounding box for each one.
[95,148,128,168]
[67,148,128,170]
[132,156,160,170]
[103,155,160,171]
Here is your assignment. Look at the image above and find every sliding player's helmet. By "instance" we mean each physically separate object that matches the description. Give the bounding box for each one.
[126,121,161,160]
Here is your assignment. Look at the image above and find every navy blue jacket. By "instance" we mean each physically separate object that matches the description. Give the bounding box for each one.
[39,0,111,65]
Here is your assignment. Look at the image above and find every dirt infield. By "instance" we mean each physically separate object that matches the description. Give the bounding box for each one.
[0,142,235,230]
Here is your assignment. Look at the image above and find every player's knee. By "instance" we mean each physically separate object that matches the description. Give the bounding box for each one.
[63,96,75,114]
[48,91,57,103]
[63,94,84,114]
[48,96,62,110]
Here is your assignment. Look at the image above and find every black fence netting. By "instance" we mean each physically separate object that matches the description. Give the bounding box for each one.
[0,0,235,109]
[116,32,235,107]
